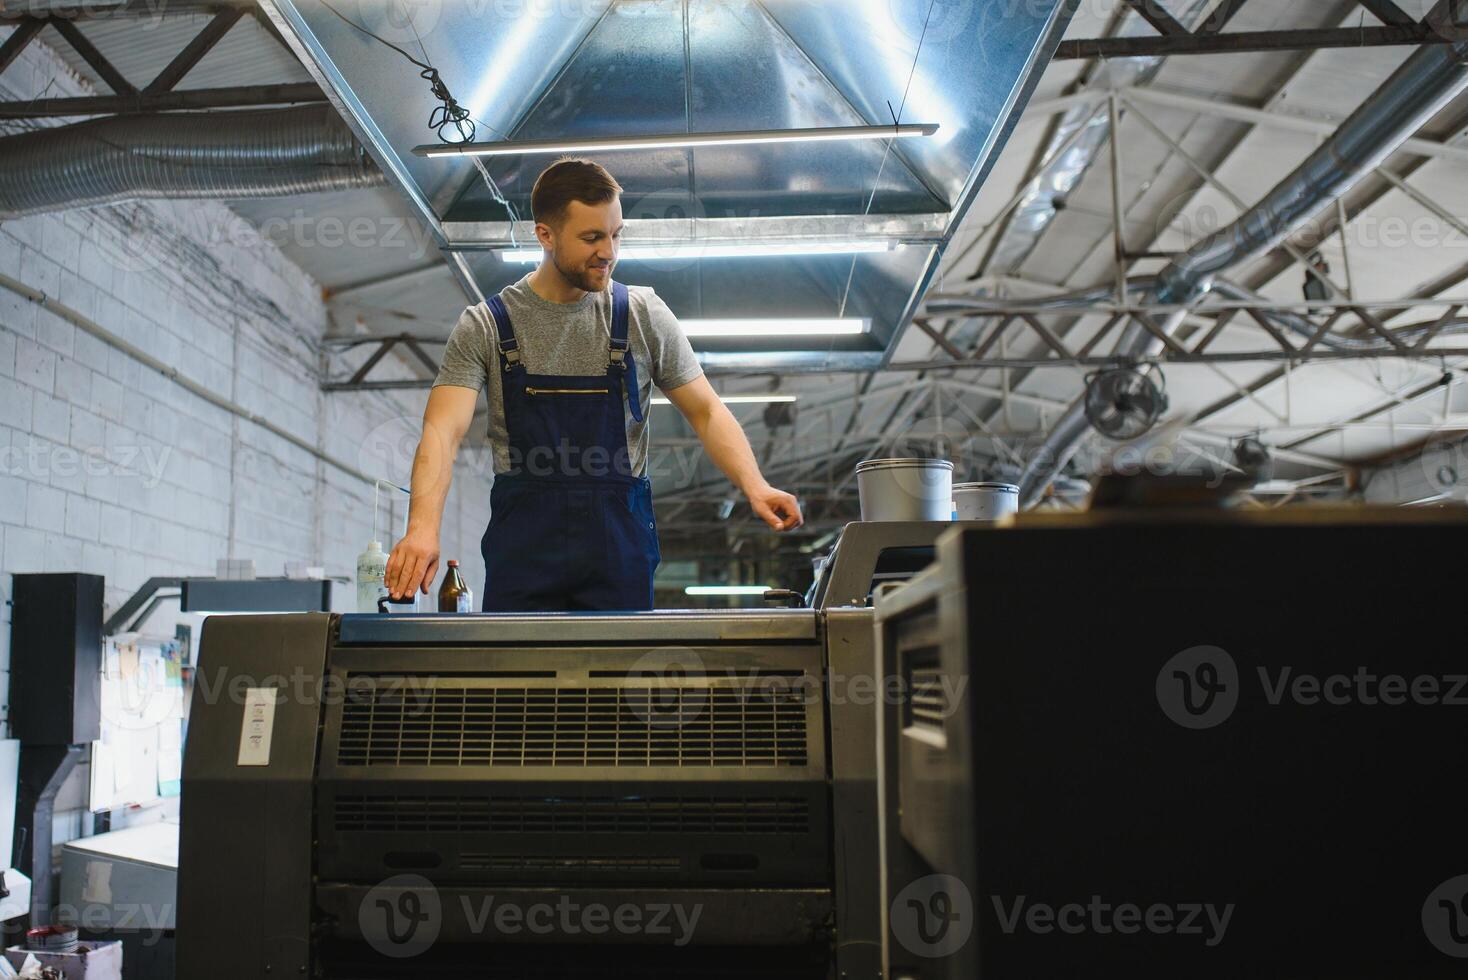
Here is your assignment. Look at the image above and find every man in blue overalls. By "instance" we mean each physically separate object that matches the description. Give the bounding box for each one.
[385,159,803,611]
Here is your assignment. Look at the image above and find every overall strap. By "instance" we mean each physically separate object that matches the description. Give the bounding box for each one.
[608,280,643,423]
[486,294,522,373]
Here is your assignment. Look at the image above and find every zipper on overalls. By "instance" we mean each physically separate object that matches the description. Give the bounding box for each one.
[525,386,609,395]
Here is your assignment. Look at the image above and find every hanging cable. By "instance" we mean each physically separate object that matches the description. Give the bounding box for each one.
[832,0,936,344]
[469,156,523,248]
[321,0,474,144]
[320,0,521,244]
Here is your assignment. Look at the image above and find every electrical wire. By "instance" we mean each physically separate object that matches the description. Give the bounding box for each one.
[319,0,521,243]
[469,155,523,248]
[834,0,936,323]
[320,0,475,144]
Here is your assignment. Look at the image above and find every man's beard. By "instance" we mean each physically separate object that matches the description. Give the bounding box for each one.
[553,249,610,293]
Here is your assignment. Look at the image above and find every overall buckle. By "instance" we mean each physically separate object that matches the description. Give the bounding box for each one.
[500,340,522,371]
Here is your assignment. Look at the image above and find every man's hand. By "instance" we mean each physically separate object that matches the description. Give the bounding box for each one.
[386,526,440,599]
[747,483,803,532]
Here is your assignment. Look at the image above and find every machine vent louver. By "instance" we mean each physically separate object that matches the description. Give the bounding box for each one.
[333,794,811,834]
[337,682,809,767]
[459,854,682,873]
[904,651,947,734]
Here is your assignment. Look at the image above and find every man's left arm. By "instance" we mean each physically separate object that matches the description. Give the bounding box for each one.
[663,375,803,532]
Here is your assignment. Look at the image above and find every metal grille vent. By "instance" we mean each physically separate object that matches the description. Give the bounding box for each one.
[460,854,681,873]
[905,653,947,733]
[333,795,811,835]
[336,683,809,767]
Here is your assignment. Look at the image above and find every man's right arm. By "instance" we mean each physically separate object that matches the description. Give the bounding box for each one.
[385,384,479,599]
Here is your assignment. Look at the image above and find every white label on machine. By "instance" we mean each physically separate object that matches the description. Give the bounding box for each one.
[82,859,113,904]
[237,687,279,766]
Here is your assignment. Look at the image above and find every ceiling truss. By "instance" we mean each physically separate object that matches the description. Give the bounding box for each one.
[0,3,319,119]
[1056,0,1467,59]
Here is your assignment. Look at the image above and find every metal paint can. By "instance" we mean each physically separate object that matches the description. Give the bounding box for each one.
[855,458,954,522]
[953,482,1019,522]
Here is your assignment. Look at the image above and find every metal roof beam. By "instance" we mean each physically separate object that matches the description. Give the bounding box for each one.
[142,7,246,95]
[0,16,44,74]
[49,17,136,95]
[1121,0,1190,36]
[1057,22,1465,59]
[1,1,251,18]
[1121,92,1350,295]
[324,263,454,303]
[1125,85,1468,165]
[1356,0,1417,27]
[0,82,326,118]
[1195,0,1253,34]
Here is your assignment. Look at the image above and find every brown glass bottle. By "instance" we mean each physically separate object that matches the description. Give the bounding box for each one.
[438,560,473,613]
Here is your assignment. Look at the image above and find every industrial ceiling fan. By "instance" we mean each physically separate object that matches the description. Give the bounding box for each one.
[1083,366,1169,441]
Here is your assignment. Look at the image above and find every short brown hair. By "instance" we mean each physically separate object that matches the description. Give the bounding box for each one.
[531,157,622,228]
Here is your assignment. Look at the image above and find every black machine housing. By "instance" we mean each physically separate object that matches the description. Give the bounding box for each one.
[177,522,964,979]
[875,506,1468,979]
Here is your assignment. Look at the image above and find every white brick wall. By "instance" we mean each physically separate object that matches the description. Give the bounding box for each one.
[1,29,494,845]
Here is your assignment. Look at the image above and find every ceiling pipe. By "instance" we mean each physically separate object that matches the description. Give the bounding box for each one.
[0,104,382,218]
[975,0,1215,277]
[923,277,1468,351]
[1015,3,1468,508]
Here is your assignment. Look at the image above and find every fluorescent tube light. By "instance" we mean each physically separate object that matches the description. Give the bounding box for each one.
[414,123,939,158]
[684,585,773,596]
[650,394,797,406]
[498,240,897,262]
[679,319,864,337]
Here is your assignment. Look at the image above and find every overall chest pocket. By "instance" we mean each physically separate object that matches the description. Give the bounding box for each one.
[509,377,622,478]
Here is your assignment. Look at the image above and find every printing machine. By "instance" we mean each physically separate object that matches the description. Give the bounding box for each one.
[180,505,1468,978]
[176,521,970,979]
[874,505,1468,979]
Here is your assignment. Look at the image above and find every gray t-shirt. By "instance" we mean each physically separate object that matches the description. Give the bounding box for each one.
[434,274,703,476]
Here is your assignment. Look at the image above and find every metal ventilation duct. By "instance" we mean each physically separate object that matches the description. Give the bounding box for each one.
[0,105,383,219]
[260,0,1079,371]
[978,0,1214,277]
[1016,5,1468,506]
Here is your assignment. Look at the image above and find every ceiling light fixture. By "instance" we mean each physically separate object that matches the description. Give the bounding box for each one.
[413,123,939,158]
[684,585,772,596]
[497,240,898,262]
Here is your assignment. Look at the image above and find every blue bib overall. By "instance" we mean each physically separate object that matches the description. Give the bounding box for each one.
[480,280,660,611]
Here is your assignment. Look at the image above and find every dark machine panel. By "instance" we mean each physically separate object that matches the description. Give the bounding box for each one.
[9,572,103,745]
[179,606,862,978]
[316,638,830,889]
[174,537,951,977]
[876,507,1468,980]
[177,612,332,980]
